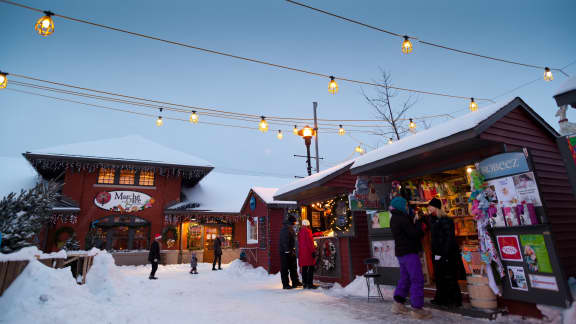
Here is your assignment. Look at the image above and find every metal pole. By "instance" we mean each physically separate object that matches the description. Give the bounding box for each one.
[313,102,320,173]
[305,139,312,176]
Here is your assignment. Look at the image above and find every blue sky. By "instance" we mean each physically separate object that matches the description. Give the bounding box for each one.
[1,0,575,178]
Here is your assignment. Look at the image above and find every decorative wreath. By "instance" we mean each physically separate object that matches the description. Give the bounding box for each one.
[328,195,353,233]
[162,225,178,243]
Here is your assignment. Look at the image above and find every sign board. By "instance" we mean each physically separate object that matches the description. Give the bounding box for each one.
[497,235,523,262]
[350,176,388,210]
[94,191,154,212]
[478,152,530,180]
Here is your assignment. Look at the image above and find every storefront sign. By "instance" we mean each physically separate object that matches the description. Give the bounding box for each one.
[529,274,559,291]
[478,152,530,180]
[94,191,154,212]
[520,234,552,273]
[497,235,523,261]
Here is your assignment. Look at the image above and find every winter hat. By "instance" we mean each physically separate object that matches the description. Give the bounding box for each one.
[428,198,442,209]
[301,219,310,226]
[155,234,162,240]
[287,215,297,224]
[390,196,408,214]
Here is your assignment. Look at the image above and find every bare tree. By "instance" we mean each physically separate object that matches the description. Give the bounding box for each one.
[362,69,417,141]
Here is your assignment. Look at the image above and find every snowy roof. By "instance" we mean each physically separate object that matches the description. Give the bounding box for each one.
[274,159,355,199]
[26,135,213,168]
[554,77,576,97]
[0,156,38,199]
[169,172,292,213]
[252,187,296,205]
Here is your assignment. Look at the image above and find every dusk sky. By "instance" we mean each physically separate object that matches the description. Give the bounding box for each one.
[1,0,575,179]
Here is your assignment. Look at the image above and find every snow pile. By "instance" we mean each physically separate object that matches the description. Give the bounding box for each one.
[0,246,43,261]
[225,259,272,280]
[85,251,123,297]
[326,275,393,299]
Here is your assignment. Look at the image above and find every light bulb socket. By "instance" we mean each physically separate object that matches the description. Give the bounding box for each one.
[545,67,550,72]
[403,35,409,41]
[43,11,54,17]
[192,110,196,114]
[159,108,163,113]
[329,76,335,81]
[470,97,475,102]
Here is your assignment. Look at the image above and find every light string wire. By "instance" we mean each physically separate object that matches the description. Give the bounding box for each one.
[286,0,568,76]
[0,0,493,102]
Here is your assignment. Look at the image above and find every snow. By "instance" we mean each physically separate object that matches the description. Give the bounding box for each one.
[176,172,292,213]
[352,98,517,171]
[27,135,213,168]
[0,247,99,261]
[252,187,296,205]
[555,77,576,97]
[0,156,38,199]
[275,159,355,198]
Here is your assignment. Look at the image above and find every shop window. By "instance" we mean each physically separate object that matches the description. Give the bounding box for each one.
[187,223,202,250]
[138,171,155,186]
[119,170,136,185]
[97,168,115,184]
[87,215,150,251]
[247,217,258,244]
[221,225,233,248]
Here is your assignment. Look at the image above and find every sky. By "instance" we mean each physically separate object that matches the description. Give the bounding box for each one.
[1,0,575,179]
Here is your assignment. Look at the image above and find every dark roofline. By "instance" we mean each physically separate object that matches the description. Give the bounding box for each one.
[240,189,296,213]
[553,90,576,108]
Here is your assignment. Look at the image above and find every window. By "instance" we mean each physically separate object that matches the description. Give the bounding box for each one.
[98,168,115,184]
[247,217,258,244]
[118,170,136,185]
[139,171,155,186]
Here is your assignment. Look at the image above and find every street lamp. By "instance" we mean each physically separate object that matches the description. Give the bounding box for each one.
[297,125,316,176]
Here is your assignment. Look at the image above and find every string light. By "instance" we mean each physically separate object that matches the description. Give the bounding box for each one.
[0,72,7,89]
[466,167,473,173]
[469,98,478,112]
[35,11,54,36]
[189,110,199,124]
[156,108,163,127]
[328,76,338,94]
[355,145,365,154]
[409,118,416,130]
[293,125,298,135]
[402,36,413,54]
[543,67,554,81]
[338,124,345,136]
[259,116,269,132]
[277,130,283,140]
[388,137,394,144]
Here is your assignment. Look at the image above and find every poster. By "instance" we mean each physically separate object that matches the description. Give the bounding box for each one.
[512,172,542,207]
[497,235,523,262]
[372,240,399,267]
[350,176,388,210]
[487,177,518,207]
[528,274,559,291]
[507,266,528,291]
[369,211,391,229]
[520,234,552,273]
[311,212,321,228]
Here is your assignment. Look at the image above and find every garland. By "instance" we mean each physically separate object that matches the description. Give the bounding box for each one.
[328,194,353,234]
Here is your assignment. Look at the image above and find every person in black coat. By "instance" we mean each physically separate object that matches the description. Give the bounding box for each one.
[148,234,162,280]
[212,236,223,270]
[428,198,463,307]
[279,215,302,289]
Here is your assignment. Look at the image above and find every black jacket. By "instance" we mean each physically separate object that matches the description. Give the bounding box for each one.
[431,217,460,258]
[214,237,222,256]
[390,209,424,257]
[148,240,161,263]
[279,221,296,255]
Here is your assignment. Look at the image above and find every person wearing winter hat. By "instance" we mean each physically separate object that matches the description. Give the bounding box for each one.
[389,196,431,320]
[148,234,162,280]
[298,219,317,289]
[279,215,302,289]
[428,198,463,308]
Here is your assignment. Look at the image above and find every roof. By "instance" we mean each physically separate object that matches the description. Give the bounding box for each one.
[0,156,38,199]
[273,159,354,200]
[553,77,576,107]
[252,187,296,206]
[555,77,576,97]
[351,97,559,175]
[167,172,292,214]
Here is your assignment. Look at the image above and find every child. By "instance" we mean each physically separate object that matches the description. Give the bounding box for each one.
[190,252,198,274]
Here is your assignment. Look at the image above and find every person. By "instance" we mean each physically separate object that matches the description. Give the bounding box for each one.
[190,251,198,274]
[389,196,432,320]
[428,198,463,308]
[148,234,162,280]
[298,219,317,289]
[212,236,223,270]
[279,215,302,289]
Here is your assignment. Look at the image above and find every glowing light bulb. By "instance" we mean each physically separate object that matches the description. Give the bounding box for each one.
[338,125,345,136]
[466,167,473,174]
[301,125,314,138]
[156,116,163,127]
[543,67,553,81]
[35,11,54,36]
[189,111,199,124]
[293,125,298,136]
[409,118,416,130]
[355,145,365,154]
[328,76,338,94]
[277,130,283,140]
[259,116,269,132]
[0,72,7,89]
[402,36,413,54]
[469,98,478,112]
[388,138,394,144]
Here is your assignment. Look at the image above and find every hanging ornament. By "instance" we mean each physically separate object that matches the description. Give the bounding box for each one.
[277,130,283,140]
[543,67,553,81]
[259,116,269,132]
[328,76,338,94]
[189,111,199,124]
[0,72,7,89]
[338,125,345,136]
[401,36,413,54]
[35,11,55,36]
[469,98,478,112]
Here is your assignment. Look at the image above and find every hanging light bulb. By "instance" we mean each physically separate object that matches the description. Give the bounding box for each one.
[156,108,163,127]
[388,137,394,144]
[355,145,365,154]
[328,76,338,94]
[277,130,284,140]
[409,118,416,130]
[338,125,345,136]
[469,98,478,112]
[0,72,7,89]
[35,11,55,36]
[543,67,554,81]
[189,111,199,124]
[259,116,269,132]
[401,36,413,54]
[293,125,298,136]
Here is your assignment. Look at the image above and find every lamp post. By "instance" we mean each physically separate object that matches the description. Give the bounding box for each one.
[297,125,316,176]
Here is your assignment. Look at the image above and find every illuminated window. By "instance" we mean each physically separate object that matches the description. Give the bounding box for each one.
[97,168,115,184]
[139,171,155,186]
[247,217,258,244]
[119,170,136,185]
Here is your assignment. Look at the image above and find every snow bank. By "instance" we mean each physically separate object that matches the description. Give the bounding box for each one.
[85,251,123,297]
[325,275,394,299]
[0,246,42,261]
[224,259,272,280]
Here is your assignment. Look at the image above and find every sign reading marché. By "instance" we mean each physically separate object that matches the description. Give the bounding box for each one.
[94,191,155,212]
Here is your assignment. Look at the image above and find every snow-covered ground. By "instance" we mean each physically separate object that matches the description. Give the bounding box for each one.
[0,252,564,324]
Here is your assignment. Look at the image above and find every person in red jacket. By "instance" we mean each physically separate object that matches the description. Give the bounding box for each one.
[298,219,318,289]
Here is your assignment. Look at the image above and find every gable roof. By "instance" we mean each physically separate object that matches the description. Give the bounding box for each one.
[351,97,559,175]
[240,187,296,211]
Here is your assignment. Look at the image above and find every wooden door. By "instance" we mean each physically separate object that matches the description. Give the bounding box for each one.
[203,226,218,262]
